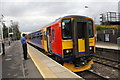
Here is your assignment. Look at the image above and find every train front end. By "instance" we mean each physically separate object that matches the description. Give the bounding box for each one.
[61,16,95,72]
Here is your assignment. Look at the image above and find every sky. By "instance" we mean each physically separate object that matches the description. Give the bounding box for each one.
[0,0,120,33]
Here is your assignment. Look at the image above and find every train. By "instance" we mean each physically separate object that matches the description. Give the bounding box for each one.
[27,15,96,72]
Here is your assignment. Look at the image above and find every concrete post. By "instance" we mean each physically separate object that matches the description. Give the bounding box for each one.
[117,37,120,50]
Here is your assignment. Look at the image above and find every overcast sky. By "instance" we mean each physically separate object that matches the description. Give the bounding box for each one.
[0,0,120,32]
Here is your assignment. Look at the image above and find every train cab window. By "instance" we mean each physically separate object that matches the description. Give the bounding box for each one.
[77,20,93,38]
[62,19,72,39]
[88,20,94,38]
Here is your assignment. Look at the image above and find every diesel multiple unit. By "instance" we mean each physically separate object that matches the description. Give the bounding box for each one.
[28,15,96,72]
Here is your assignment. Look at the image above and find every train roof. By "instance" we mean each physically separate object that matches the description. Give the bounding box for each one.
[63,15,91,18]
[42,15,92,28]
[29,15,93,34]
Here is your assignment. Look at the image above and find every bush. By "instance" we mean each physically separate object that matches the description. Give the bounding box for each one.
[95,25,118,31]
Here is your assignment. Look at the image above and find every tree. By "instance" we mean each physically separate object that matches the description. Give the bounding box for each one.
[11,21,21,40]
[2,22,8,39]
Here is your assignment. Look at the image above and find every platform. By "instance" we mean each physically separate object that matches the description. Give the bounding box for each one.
[96,41,119,50]
[1,41,84,79]
[27,44,83,79]
[2,41,43,79]
[0,56,2,80]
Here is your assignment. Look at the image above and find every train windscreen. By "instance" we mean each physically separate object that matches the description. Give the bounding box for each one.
[77,20,93,38]
[62,19,94,39]
[62,19,72,39]
[88,20,94,38]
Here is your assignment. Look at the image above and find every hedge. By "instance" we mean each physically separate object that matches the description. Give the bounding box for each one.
[95,25,118,31]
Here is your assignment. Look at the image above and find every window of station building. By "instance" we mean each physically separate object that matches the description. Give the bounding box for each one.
[62,19,72,39]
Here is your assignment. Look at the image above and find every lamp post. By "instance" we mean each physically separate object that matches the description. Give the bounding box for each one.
[10,20,14,41]
[0,14,5,55]
[0,15,4,41]
[8,25,11,46]
[0,22,3,55]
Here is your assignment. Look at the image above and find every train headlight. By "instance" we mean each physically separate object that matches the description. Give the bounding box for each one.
[65,49,72,53]
[89,46,94,54]
[89,47,92,50]
[66,50,69,53]
[82,62,85,64]
[64,49,73,58]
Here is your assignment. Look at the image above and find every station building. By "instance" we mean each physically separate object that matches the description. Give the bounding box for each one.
[100,12,120,25]
[97,1,120,44]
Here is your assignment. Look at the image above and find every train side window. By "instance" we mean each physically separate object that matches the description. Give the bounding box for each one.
[52,30,55,40]
[39,32,43,40]
[37,33,39,38]
[37,33,40,38]
[44,31,47,40]
[40,34,43,40]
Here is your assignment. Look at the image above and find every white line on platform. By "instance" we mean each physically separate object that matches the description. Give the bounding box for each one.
[5,58,12,61]
[7,55,12,57]
[21,58,25,78]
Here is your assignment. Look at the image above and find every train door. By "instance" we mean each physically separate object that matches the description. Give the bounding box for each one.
[46,27,51,52]
[72,18,89,58]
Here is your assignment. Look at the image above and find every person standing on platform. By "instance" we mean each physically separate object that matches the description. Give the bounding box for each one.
[2,40,5,55]
[20,33,28,60]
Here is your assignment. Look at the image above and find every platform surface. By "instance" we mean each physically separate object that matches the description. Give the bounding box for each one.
[0,56,2,80]
[27,43,83,79]
[1,41,43,79]
[96,41,119,50]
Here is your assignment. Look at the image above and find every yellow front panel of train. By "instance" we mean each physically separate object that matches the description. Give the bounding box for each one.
[89,38,95,46]
[62,38,95,52]
[62,40,73,49]
[62,39,86,52]
[78,39,85,52]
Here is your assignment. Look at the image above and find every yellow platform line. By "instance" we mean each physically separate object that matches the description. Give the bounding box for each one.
[27,44,57,78]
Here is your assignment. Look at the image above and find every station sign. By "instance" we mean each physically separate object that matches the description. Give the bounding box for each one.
[9,33,13,35]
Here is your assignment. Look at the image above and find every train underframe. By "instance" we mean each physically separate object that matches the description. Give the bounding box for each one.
[48,52,94,72]
[63,56,94,72]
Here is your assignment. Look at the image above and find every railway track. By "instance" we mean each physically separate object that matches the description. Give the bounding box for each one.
[76,70,108,80]
[93,55,120,70]
[29,42,119,79]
